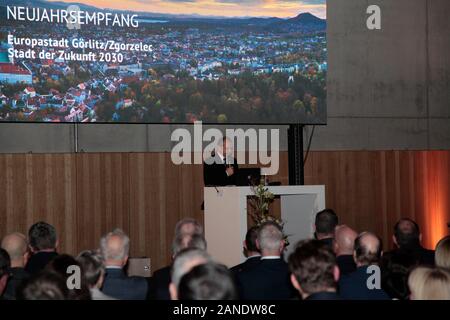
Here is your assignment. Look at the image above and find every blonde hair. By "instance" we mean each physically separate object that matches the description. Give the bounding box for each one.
[408,267,450,300]
[435,236,450,270]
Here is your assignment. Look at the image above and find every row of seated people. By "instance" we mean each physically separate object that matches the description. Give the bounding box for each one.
[0,210,449,300]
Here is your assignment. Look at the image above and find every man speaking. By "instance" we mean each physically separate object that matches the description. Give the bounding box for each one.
[203,137,239,186]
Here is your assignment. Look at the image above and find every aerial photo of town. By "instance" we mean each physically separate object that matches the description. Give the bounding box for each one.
[0,0,327,124]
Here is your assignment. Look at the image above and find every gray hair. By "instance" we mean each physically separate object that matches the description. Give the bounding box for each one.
[100,228,130,261]
[174,218,204,237]
[172,233,207,256]
[171,248,212,288]
[258,222,283,251]
[77,250,105,287]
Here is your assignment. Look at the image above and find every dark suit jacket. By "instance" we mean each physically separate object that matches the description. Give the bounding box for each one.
[339,266,390,300]
[203,152,239,186]
[384,246,435,267]
[230,256,261,275]
[236,258,295,300]
[147,265,171,300]
[25,251,58,275]
[306,291,341,300]
[102,268,148,300]
[3,267,30,300]
[336,255,357,276]
[318,237,334,249]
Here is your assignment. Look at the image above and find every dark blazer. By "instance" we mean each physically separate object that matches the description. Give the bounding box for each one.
[318,237,334,249]
[102,268,148,300]
[25,251,58,275]
[336,255,357,276]
[3,267,30,300]
[339,266,390,300]
[306,291,341,300]
[147,265,171,300]
[236,258,295,300]
[384,246,435,267]
[203,152,239,186]
[230,256,261,275]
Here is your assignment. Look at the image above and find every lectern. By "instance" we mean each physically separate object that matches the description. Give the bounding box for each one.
[204,185,325,267]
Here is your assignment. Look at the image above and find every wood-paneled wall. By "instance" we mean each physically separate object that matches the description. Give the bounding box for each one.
[0,151,449,271]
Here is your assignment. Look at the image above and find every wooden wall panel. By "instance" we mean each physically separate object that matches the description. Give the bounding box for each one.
[0,150,449,271]
[0,154,76,254]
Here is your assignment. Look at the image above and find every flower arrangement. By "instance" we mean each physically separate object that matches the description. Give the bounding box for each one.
[248,180,289,246]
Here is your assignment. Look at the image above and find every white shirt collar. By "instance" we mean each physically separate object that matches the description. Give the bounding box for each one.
[105,265,123,269]
[246,254,261,261]
[261,256,281,260]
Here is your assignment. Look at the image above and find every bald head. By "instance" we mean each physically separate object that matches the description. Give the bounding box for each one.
[1,233,28,267]
[334,225,358,256]
[354,232,382,266]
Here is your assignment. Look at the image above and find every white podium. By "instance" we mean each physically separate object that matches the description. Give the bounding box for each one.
[204,185,325,267]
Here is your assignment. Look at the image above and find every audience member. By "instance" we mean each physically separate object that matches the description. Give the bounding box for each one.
[100,228,148,300]
[387,218,435,266]
[289,239,340,300]
[16,271,68,300]
[381,249,417,300]
[1,232,30,299]
[174,218,204,237]
[25,221,59,275]
[0,248,10,298]
[77,250,115,300]
[339,232,390,300]
[169,248,212,300]
[178,262,237,300]
[45,254,91,300]
[230,226,261,274]
[236,221,295,300]
[333,225,357,276]
[149,220,207,300]
[408,266,450,300]
[315,209,339,248]
[435,235,450,270]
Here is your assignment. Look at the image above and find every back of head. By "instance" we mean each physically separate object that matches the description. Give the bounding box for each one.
[408,267,450,300]
[288,239,337,295]
[171,248,212,289]
[435,236,450,270]
[245,226,260,254]
[172,233,207,257]
[315,209,339,237]
[1,232,28,262]
[77,250,105,288]
[100,228,130,265]
[178,263,237,300]
[257,221,283,255]
[394,218,421,249]
[354,232,382,266]
[334,225,358,256]
[174,218,204,237]
[45,254,91,300]
[28,221,57,251]
[17,271,68,300]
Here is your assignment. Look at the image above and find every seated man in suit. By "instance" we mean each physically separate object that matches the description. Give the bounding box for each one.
[149,232,207,300]
[339,232,390,300]
[25,222,59,275]
[333,225,358,276]
[383,218,435,267]
[230,226,261,275]
[1,233,30,300]
[100,228,148,300]
[203,137,239,186]
[236,221,295,300]
[289,239,340,300]
[314,209,339,248]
